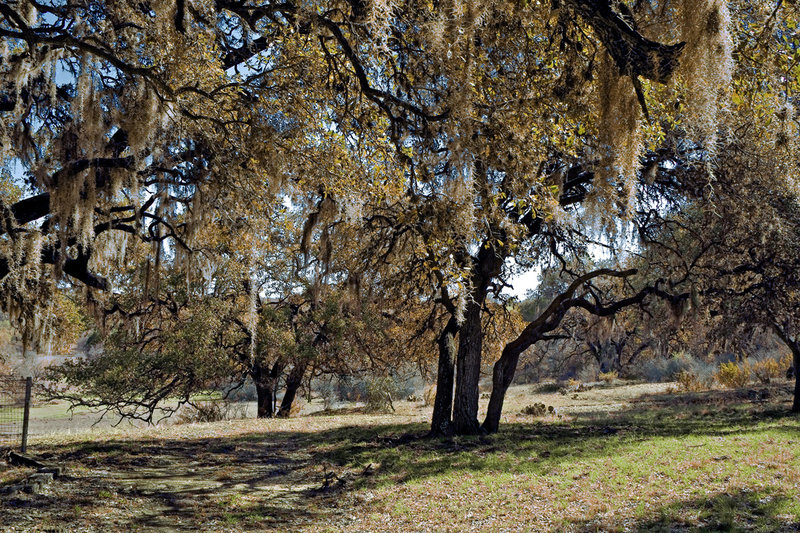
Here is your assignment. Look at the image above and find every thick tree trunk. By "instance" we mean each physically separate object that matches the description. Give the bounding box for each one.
[277,361,308,418]
[430,316,459,435]
[452,299,484,435]
[791,344,800,413]
[255,381,274,418]
[252,362,274,419]
[483,341,530,433]
[450,235,505,435]
[771,323,800,413]
[252,359,285,418]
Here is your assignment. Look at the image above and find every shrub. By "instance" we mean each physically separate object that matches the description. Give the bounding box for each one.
[716,361,751,389]
[336,377,367,402]
[222,380,258,402]
[521,402,555,416]
[638,351,715,384]
[640,355,692,383]
[578,364,599,384]
[364,377,396,413]
[177,400,247,424]
[675,370,705,392]
[335,373,416,406]
[531,381,561,394]
[779,354,793,377]
[423,384,437,406]
[752,359,781,384]
[598,370,618,384]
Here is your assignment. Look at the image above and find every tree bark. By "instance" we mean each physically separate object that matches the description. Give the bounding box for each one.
[253,362,273,418]
[564,0,685,83]
[430,316,459,435]
[482,268,651,433]
[793,344,800,413]
[785,340,800,413]
[483,338,535,433]
[255,381,274,418]
[277,361,308,418]
[252,358,286,418]
[452,298,484,435]
[771,323,800,413]
[451,235,505,435]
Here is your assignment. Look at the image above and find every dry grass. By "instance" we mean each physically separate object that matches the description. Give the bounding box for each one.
[1,381,798,532]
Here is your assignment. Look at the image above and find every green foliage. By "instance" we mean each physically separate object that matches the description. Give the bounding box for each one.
[45,292,90,355]
[46,299,242,422]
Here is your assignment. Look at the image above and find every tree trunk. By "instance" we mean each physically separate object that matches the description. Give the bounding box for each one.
[252,358,285,418]
[451,237,504,436]
[771,323,800,413]
[252,362,274,419]
[255,381,274,418]
[791,343,800,413]
[452,299,484,435]
[277,361,308,418]
[483,341,529,433]
[430,316,459,436]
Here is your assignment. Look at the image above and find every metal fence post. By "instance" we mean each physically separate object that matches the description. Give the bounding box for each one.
[21,377,31,453]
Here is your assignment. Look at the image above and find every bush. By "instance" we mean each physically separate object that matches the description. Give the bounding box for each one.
[520,402,555,416]
[335,373,417,405]
[364,377,396,413]
[530,382,561,394]
[598,370,618,384]
[640,356,691,383]
[752,359,781,384]
[221,380,258,402]
[567,378,582,390]
[336,377,367,402]
[638,351,715,384]
[779,354,794,377]
[177,400,247,424]
[313,376,338,410]
[716,361,751,389]
[675,370,705,392]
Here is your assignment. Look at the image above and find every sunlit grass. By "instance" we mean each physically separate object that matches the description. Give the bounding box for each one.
[3,381,799,531]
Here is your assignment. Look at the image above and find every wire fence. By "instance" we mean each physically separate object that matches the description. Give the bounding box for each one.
[0,376,32,452]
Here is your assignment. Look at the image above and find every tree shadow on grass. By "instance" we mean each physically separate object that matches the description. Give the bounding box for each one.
[306,390,799,488]
[573,488,800,532]
[1,387,798,531]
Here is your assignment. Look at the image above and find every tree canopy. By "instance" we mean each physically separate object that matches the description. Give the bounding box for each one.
[2,0,800,431]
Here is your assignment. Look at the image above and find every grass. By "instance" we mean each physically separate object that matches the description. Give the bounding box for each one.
[1,381,799,532]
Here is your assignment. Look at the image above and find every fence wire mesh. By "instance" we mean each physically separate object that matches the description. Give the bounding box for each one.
[0,376,28,449]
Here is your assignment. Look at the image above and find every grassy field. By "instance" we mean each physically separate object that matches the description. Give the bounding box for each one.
[2,381,799,532]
